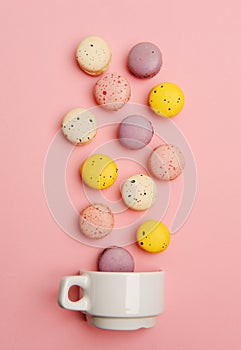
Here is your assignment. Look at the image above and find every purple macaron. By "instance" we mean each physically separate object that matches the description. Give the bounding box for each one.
[98,247,135,272]
[118,115,154,150]
[127,42,162,78]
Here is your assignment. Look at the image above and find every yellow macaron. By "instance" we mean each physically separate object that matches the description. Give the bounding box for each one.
[149,82,184,118]
[80,154,118,190]
[137,220,170,253]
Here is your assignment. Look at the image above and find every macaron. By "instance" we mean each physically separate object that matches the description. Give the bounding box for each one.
[80,154,118,190]
[149,82,184,117]
[76,36,112,76]
[128,42,162,78]
[121,174,157,211]
[148,144,185,180]
[79,203,114,239]
[94,72,131,110]
[137,220,170,253]
[98,247,135,272]
[61,108,97,145]
[118,115,154,150]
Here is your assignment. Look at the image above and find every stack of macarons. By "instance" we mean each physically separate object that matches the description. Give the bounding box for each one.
[59,35,188,272]
[61,35,185,145]
[74,35,185,115]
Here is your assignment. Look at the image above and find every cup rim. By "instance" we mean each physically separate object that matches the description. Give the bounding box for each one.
[79,270,164,275]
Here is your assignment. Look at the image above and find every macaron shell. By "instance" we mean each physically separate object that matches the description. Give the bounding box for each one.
[118,115,154,149]
[76,36,112,75]
[137,220,170,253]
[148,144,185,180]
[94,73,131,110]
[128,42,162,78]
[121,174,157,211]
[149,82,184,117]
[61,108,97,145]
[98,247,135,272]
[79,203,114,239]
[80,154,118,190]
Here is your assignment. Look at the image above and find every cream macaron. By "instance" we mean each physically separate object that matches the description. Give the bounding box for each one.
[61,108,97,145]
[121,174,157,211]
[76,36,112,76]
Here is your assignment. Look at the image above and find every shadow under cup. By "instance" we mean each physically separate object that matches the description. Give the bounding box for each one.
[58,270,165,330]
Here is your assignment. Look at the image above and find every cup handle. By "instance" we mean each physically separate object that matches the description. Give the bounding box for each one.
[58,275,89,312]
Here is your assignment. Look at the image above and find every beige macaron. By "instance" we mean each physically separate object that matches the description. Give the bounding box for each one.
[61,108,97,145]
[76,36,112,76]
[121,174,158,211]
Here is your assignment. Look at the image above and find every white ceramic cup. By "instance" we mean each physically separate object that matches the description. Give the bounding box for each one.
[58,270,165,330]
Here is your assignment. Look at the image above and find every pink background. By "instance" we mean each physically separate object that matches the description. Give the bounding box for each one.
[1,0,240,349]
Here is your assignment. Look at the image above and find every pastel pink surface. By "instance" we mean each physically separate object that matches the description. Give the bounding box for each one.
[1,1,241,350]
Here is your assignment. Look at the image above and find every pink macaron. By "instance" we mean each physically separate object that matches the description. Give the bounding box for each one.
[148,144,185,180]
[118,115,154,150]
[127,42,162,78]
[98,247,135,272]
[94,72,131,110]
[79,203,114,239]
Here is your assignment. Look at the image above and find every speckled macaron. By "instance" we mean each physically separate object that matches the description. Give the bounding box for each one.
[149,82,184,117]
[80,154,118,190]
[94,73,131,110]
[121,174,157,211]
[128,42,162,78]
[61,108,97,145]
[148,144,185,180]
[76,36,112,76]
[98,247,135,272]
[137,220,170,253]
[79,203,114,239]
[118,115,154,150]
